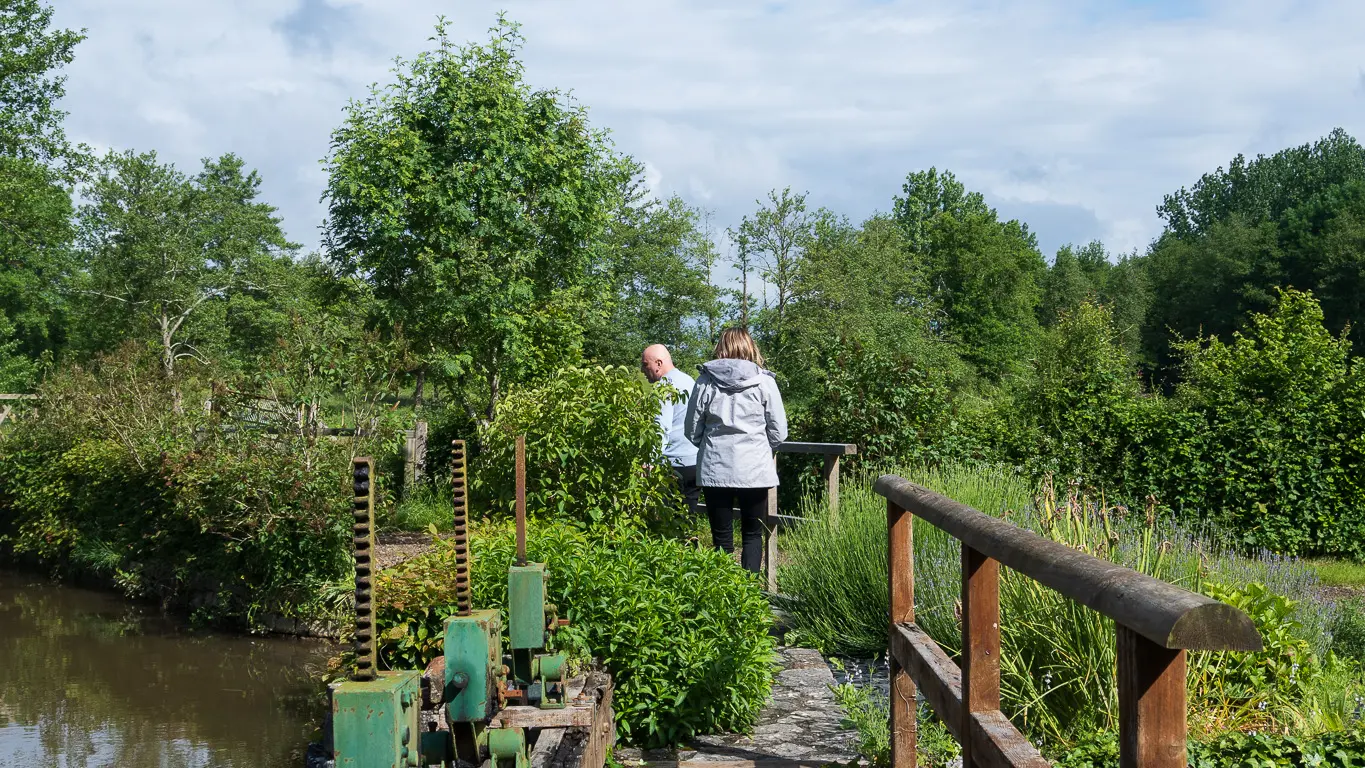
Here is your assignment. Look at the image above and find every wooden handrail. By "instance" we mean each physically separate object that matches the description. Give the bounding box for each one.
[875,473,1263,768]
[875,475,1262,651]
[775,441,857,455]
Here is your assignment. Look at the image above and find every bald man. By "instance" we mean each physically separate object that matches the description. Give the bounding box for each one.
[641,344,701,516]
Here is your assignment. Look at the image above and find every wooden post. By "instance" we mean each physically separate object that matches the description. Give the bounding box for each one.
[888,499,916,768]
[823,454,840,526]
[960,546,1001,768]
[765,455,779,593]
[1117,625,1187,768]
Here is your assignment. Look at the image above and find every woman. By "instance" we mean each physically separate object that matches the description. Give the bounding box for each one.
[685,327,788,573]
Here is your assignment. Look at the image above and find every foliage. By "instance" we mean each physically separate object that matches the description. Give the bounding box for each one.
[584,188,721,373]
[0,350,401,626]
[1331,599,1365,665]
[474,365,683,531]
[73,150,299,381]
[828,680,960,768]
[324,15,631,425]
[1155,289,1365,558]
[374,521,777,748]
[781,467,1360,750]
[0,0,85,168]
[1311,560,1365,588]
[892,167,1046,380]
[729,187,817,349]
[995,301,1142,480]
[1055,729,1365,767]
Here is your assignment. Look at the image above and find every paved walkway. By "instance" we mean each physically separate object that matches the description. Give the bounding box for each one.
[616,647,862,768]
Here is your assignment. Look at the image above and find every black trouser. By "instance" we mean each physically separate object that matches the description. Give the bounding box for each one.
[702,486,769,574]
[673,464,702,518]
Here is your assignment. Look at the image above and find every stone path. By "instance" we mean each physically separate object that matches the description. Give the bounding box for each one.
[615,647,862,768]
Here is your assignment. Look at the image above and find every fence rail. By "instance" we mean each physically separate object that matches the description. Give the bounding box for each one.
[873,474,1263,768]
[0,394,38,427]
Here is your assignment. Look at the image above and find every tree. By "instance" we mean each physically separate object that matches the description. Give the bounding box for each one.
[74,151,297,393]
[323,16,631,425]
[893,168,1046,380]
[730,187,815,349]
[0,0,86,369]
[584,179,721,372]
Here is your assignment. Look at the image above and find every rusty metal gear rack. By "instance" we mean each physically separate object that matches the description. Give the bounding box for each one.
[327,437,614,768]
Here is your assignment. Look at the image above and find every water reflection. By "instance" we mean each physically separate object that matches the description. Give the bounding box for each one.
[0,571,335,767]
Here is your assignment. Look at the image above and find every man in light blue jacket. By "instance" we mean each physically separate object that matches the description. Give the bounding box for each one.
[641,344,701,517]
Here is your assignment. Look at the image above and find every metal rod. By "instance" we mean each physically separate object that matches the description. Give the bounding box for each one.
[451,439,471,616]
[515,434,527,566]
[351,457,377,682]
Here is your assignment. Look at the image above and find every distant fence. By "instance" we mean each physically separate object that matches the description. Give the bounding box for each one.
[874,474,1263,768]
[0,394,38,428]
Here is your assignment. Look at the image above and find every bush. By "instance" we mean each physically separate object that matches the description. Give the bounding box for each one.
[1055,729,1365,767]
[474,366,684,531]
[375,521,777,748]
[1333,599,1365,664]
[0,349,401,626]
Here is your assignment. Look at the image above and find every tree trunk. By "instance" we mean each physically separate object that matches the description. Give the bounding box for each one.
[414,366,426,409]
[160,315,183,415]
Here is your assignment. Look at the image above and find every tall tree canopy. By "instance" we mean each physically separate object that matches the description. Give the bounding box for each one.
[1144,129,1365,375]
[893,167,1046,380]
[74,151,297,381]
[323,16,632,423]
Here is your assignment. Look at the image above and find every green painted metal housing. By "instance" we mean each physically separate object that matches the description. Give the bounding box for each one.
[444,608,502,723]
[332,670,421,768]
[508,564,547,650]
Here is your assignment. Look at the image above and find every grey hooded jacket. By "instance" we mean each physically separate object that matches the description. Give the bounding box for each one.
[684,359,788,488]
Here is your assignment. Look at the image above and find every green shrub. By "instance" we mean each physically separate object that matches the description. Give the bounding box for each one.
[474,365,684,531]
[1055,729,1365,767]
[829,679,959,768]
[0,350,401,626]
[375,521,777,748]
[1333,599,1365,663]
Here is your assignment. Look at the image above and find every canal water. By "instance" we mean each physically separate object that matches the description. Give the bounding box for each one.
[0,571,336,768]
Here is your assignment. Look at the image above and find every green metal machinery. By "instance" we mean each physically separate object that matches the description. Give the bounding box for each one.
[331,437,569,768]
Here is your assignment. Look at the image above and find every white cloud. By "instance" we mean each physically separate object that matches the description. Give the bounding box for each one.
[49,0,1365,264]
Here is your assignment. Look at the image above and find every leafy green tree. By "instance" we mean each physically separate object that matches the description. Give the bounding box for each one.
[323,16,631,425]
[584,181,720,372]
[0,309,34,389]
[73,151,298,388]
[892,168,1046,380]
[730,187,815,349]
[0,0,86,369]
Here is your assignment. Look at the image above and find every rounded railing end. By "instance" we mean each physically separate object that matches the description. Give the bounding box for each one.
[1168,601,1264,652]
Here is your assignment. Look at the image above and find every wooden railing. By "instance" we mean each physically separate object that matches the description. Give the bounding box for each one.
[874,474,1263,768]
[753,441,857,591]
[0,394,38,427]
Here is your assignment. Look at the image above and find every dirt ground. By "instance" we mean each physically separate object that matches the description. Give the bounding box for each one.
[375,531,441,570]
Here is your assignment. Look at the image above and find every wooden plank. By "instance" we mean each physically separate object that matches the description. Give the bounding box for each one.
[891,622,961,740]
[890,625,1049,768]
[644,761,845,768]
[774,441,857,455]
[488,705,596,728]
[765,455,779,592]
[1118,625,1187,768]
[529,728,565,768]
[823,455,840,526]
[0,394,38,400]
[873,475,1262,652]
[966,711,1051,768]
[961,547,1000,768]
[579,673,615,768]
[0,405,12,426]
[888,501,916,768]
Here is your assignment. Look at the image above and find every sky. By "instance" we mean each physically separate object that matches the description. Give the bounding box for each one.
[48,0,1365,266]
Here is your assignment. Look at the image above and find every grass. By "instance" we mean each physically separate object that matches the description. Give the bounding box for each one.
[379,482,454,533]
[1308,558,1365,587]
[779,462,1364,752]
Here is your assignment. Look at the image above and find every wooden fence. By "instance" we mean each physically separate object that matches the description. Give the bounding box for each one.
[751,441,857,591]
[0,394,38,427]
[874,474,1264,768]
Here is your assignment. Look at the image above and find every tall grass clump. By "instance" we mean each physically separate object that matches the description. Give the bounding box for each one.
[780,462,1362,750]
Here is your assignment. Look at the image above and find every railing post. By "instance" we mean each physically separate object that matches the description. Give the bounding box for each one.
[823,454,840,526]
[960,546,1001,768]
[1117,625,1187,768]
[888,499,916,768]
[765,455,779,592]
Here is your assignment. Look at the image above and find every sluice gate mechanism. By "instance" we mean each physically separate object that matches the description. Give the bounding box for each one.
[326,438,614,768]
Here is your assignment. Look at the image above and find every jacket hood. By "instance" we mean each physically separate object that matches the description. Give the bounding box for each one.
[700,359,769,390]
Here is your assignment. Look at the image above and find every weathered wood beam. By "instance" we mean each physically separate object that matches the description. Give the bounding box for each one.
[888,500,917,768]
[775,441,857,455]
[874,475,1262,652]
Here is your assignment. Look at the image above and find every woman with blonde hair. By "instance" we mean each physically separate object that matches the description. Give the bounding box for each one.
[684,327,788,573]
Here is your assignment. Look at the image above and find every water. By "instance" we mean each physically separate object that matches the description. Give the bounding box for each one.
[0,571,335,768]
